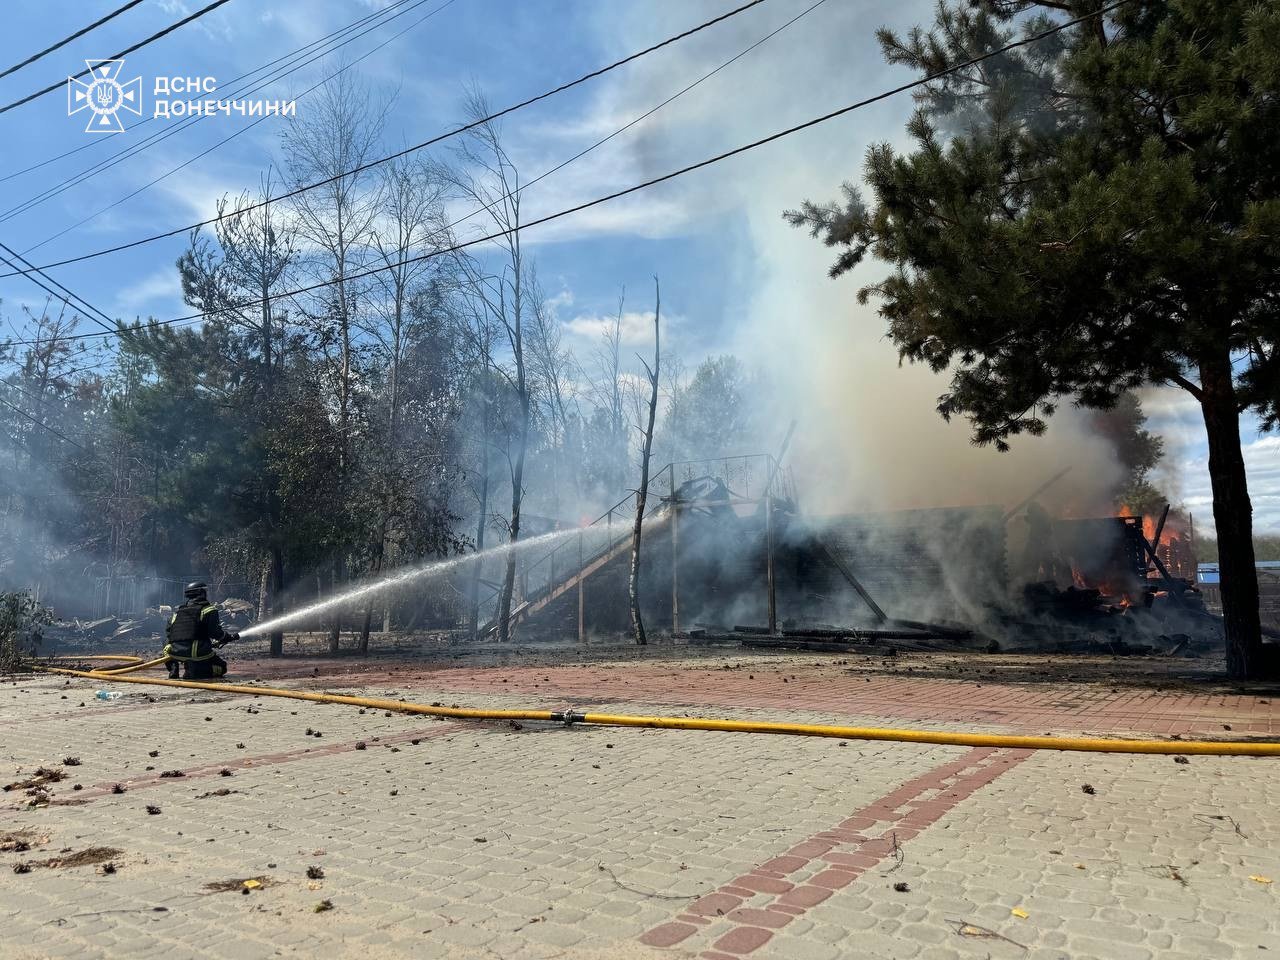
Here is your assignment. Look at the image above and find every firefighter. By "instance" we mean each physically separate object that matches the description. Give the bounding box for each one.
[164,582,238,680]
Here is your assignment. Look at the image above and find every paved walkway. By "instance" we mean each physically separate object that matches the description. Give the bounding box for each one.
[3,649,1278,959]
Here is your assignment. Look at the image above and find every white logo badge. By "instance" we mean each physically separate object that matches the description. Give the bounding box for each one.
[67,59,142,133]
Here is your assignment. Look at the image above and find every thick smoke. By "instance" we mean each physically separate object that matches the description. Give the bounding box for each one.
[588,0,1124,521]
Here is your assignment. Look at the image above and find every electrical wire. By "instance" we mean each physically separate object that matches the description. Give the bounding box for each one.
[0,0,418,184]
[0,392,89,450]
[0,0,147,82]
[4,0,1131,348]
[0,0,437,224]
[0,0,771,274]
[0,241,116,333]
[19,0,462,256]
[6,0,816,373]
[0,0,237,115]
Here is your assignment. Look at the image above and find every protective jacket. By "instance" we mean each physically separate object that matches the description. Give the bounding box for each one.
[164,598,227,663]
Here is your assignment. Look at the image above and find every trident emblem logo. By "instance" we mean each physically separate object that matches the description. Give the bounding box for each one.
[67,60,142,133]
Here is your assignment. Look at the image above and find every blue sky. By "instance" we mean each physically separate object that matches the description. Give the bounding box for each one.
[0,0,1274,533]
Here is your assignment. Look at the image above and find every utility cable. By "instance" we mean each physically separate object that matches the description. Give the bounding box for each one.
[0,392,89,450]
[0,0,770,275]
[19,0,461,256]
[5,0,1130,344]
[0,0,237,116]
[0,0,417,184]
[0,247,116,337]
[0,0,147,82]
[0,242,116,333]
[0,0,435,223]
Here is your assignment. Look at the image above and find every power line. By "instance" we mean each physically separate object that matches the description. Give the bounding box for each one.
[5,0,817,387]
[0,0,418,185]
[0,0,770,277]
[0,392,89,450]
[6,0,1129,347]
[18,0,460,256]
[0,241,116,334]
[0,0,147,82]
[0,0,435,225]
[0,0,237,116]
[0,246,116,338]
[7,0,815,359]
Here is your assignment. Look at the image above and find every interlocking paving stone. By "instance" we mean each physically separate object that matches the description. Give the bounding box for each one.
[3,650,1278,958]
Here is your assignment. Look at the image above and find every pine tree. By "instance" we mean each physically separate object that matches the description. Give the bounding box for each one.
[787,0,1280,679]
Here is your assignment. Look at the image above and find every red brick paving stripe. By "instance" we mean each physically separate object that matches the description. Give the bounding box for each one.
[393,662,1280,735]
[52,721,466,803]
[711,925,774,955]
[639,922,701,948]
[638,746,1031,953]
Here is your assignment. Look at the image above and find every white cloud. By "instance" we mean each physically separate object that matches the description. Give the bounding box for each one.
[563,309,662,345]
[1180,433,1280,535]
[114,269,182,314]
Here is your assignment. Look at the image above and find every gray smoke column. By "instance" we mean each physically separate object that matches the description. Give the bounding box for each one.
[586,0,1123,517]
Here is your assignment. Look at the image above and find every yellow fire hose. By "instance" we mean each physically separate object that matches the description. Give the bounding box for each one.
[29,655,1280,757]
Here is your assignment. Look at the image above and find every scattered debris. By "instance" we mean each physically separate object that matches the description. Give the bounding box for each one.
[306,866,325,880]
[596,863,703,900]
[62,757,81,767]
[1146,864,1188,887]
[28,847,122,870]
[145,805,161,816]
[314,899,334,913]
[1010,907,1029,919]
[1081,784,1096,795]
[1,830,47,854]
[945,918,1027,950]
[4,767,65,792]
[1173,756,1189,764]
[893,882,910,893]
[203,876,273,894]
[1250,875,1273,885]
[196,788,238,799]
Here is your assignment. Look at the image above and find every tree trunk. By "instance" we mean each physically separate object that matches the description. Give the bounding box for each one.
[1198,351,1265,680]
[327,560,342,655]
[629,281,661,646]
[269,546,284,657]
[357,533,385,656]
[257,558,270,621]
[497,429,527,643]
[469,445,490,641]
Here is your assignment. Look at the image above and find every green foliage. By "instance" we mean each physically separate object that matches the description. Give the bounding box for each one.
[0,591,51,673]
[786,0,1280,445]
[1196,536,1280,563]
[1089,392,1166,506]
[663,356,761,463]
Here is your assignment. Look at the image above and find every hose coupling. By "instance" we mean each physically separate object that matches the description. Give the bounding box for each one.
[550,710,586,726]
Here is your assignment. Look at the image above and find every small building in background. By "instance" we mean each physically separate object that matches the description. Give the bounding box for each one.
[1198,561,1280,627]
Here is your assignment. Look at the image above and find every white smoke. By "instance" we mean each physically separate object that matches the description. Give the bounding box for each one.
[580,0,1123,518]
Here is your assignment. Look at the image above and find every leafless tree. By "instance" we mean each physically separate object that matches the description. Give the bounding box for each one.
[179,172,297,654]
[439,88,531,643]
[629,279,660,646]
[354,154,452,651]
[525,266,580,520]
[281,68,389,653]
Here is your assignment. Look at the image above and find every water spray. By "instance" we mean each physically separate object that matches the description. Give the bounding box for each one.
[240,524,620,638]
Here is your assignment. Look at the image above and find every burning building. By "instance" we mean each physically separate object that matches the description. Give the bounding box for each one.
[474,451,1210,651]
